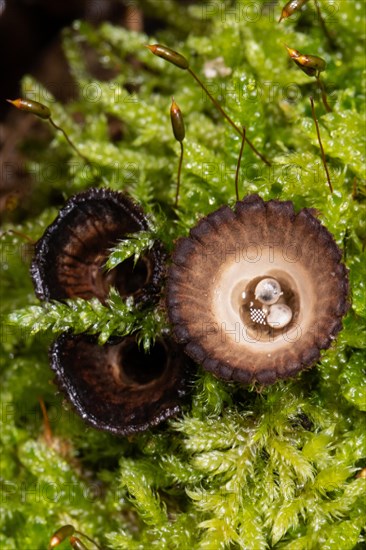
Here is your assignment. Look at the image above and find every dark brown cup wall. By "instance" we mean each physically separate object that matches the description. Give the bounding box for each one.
[31,188,166,305]
[50,333,191,435]
[166,194,349,385]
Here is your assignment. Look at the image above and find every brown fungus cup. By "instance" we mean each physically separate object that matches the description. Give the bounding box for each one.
[167,195,349,385]
[31,188,165,305]
[50,333,190,435]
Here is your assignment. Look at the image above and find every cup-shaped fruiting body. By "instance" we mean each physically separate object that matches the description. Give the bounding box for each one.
[31,188,165,305]
[50,333,191,435]
[167,195,349,385]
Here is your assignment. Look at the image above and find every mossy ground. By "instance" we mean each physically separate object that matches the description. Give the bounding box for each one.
[1,1,365,548]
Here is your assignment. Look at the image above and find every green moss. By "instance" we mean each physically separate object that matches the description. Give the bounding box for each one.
[1,1,365,548]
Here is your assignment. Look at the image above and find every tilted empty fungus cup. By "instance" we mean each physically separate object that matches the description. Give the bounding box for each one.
[50,333,191,435]
[31,188,165,305]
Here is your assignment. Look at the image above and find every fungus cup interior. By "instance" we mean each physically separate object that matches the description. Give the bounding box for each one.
[167,194,349,385]
[50,333,190,435]
[31,188,165,304]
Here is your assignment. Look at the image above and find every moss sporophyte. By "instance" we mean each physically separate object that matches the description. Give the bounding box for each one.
[3,4,365,549]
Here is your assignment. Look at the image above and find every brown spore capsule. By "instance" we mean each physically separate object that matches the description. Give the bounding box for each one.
[146,44,189,70]
[170,98,185,143]
[285,46,326,77]
[166,195,349,385]
[279,0,310,22]
[50,333,191,435]
[48,525,75,548]
[31,188,165,305]
[7,98,51,119]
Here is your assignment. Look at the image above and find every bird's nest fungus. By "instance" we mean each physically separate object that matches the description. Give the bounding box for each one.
[167,195,349,385]
[31,187,189,434]
[50,333,190,435]
[31,188,165,305]
[32,192,349,435]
